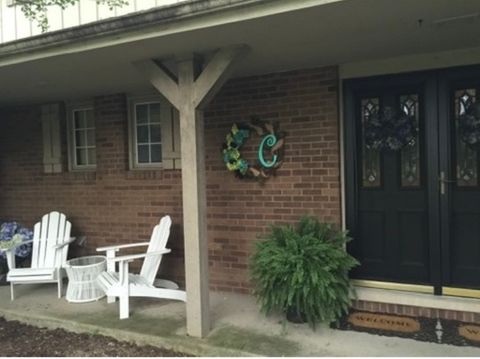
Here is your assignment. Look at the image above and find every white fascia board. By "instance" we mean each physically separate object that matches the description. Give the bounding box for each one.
[0,0,346,68]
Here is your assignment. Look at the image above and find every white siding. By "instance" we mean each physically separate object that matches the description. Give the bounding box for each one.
[0,0,188,44]
[79,0,97,24]
[62,3,81,29]
[137,0,156,11]
[116,0,136,17]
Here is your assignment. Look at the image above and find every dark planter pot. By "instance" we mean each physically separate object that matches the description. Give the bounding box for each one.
[286,306,307,324]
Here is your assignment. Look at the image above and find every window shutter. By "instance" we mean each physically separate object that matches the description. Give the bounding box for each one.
[172,108,182,169]
[161,105,182,169]
[160,104,174,169]
[41,103,62,174]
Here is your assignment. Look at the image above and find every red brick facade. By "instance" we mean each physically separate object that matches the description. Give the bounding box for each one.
[0,66,341,293]
[204,67,340,292]
[352,300,480,324]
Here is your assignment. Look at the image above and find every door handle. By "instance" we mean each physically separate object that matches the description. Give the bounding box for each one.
[439,171,456,195]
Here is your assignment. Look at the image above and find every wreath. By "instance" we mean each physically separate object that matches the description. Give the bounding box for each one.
[222,119,285,179]
[458,102,480,150]
[364,107,417,151]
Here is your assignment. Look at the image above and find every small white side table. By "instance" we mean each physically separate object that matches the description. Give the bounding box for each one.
[64,255,106,303]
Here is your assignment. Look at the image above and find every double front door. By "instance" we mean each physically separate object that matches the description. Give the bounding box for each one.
[344,66,480,293]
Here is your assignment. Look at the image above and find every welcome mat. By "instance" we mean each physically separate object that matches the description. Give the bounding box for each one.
[348,312,420,333]
[333,310,480,348]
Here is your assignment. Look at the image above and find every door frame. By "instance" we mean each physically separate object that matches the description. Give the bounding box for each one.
[343,69,442,294]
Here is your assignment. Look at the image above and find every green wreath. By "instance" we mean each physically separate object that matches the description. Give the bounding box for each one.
[222,120,285,179]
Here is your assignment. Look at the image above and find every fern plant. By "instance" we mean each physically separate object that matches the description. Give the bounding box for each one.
[250,216,359,328]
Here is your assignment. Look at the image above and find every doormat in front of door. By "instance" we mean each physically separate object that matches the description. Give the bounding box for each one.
[332,310,480,348]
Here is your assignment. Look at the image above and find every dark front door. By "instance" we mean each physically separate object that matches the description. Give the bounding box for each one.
[439,66,480,290]
[345,66,480,293]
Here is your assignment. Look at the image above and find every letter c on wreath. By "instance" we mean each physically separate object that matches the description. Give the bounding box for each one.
[258,134,278,168]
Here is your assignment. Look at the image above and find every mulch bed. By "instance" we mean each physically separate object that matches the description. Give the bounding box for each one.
[333,309,480,348]
[0,317,191,357]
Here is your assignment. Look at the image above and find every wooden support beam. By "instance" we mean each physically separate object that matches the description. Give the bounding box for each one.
[194,45,247,109]
[177,58,210,338]
[133,45,247,338]
[133,59,180,109]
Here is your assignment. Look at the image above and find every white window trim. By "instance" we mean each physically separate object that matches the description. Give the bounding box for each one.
[66,101,96,172]
[128,94,180,170]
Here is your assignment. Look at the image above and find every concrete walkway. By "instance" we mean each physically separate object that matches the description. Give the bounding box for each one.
[0,284,479,356]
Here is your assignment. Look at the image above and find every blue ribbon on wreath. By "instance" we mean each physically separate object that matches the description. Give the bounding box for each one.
[364,107,417,151]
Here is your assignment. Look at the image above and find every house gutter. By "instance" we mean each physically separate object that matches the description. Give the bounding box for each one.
[0,0,345,67]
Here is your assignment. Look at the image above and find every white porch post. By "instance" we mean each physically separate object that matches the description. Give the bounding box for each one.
[134,45,247,338]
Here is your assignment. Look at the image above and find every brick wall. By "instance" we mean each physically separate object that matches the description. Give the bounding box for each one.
[0,65,341,292]
[204,66,340,292]
[352,300,480,323]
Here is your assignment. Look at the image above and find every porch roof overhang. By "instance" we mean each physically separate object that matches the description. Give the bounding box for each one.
[1,0,480,106]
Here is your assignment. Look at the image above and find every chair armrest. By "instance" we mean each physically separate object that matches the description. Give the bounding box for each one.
[3,239,34,252]
[97,242,150,252]
[53,237,76,249]
[4,239,34,269]
[108,249,171,263]
[5,250,15,270]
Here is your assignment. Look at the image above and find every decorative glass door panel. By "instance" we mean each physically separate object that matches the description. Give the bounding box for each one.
[400,94,421,187]
[453,89,478,187]
[361,98,381,187]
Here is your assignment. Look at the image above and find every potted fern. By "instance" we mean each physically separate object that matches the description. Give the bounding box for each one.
[250,216,359,328]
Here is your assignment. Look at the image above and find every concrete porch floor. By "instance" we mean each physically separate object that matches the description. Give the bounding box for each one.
[0,284,479,357]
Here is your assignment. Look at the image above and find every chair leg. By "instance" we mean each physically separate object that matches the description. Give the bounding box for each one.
[57,277,63,298]
[118,259,129,319]
[119,295,129,319]
[10,283,14,301]
[106,250,116,305]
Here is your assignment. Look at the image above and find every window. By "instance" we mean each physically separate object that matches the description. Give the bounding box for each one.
[128,96,181,170]
[134,102,162,165]
[67,104,96,170]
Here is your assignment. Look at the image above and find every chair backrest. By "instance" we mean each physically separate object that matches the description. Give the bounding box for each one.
[31,211,72,269]
[140,215,172,285]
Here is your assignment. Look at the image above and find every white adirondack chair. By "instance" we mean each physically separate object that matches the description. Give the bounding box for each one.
[6,211,75,300]
[96,215,186,319]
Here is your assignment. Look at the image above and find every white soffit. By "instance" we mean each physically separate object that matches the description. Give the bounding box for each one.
[1,0,480,105]
[340,46,480,79]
